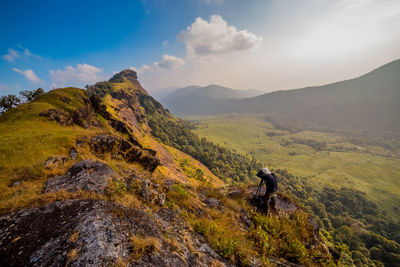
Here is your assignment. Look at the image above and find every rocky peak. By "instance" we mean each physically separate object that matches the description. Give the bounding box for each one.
[108,69,138,83]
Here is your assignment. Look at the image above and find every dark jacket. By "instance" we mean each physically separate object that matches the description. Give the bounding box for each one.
[257,172,278,193]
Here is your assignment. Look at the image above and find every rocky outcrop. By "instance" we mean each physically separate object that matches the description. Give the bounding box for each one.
[44,160,117,194]
[108,69,149,96]
[108,69,138,83]
[39,93,100,129]
[72,94,102,129]
[89,94,136,135]
[72,107,92,129]
[0,199,229,267]
[39,109,73,126]
[89,134,133,157]
[89,134,160,172]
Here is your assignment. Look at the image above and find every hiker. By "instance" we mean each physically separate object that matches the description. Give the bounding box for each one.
[256,168,278,213]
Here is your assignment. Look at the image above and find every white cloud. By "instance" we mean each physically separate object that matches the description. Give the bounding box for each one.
[178,15,262,57]
[3,48,19,62]
[137,2,400,93]
[131,54,184,74]
[13,68,45,84]
[50,64,103,87]
[2,46,40,62]
[158,54,185,69]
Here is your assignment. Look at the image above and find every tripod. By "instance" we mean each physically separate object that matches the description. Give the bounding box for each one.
[255,178,264,197]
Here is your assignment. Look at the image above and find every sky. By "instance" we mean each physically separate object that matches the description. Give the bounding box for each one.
[1,0,400,95]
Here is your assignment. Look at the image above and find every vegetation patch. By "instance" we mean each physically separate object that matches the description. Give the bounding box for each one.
[129,235,161,261]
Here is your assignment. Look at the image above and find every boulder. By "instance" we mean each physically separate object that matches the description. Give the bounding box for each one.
[158,193,166,206]
[59,96,72,104]
[44,155,67,169]
[228,189,243,198]
[69,148,78,160]
[204,198,220,208]
[141,179,151,200]
[44,160,117,194]
[0,199,160,267]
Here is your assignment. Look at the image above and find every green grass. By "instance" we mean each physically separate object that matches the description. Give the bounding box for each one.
[0,88,102,212]
[188,114,400,220]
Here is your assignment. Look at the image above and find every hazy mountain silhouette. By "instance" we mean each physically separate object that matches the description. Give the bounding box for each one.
[161,84,263,114]
[163,59,400,131]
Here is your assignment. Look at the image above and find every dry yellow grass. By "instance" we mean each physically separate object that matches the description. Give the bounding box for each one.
[66,248,78,265]
[129,235,161,261]
[69,232,79,243]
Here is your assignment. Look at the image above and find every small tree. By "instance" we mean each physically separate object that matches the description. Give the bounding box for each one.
[0,94,21,112]
[19,88,45,102]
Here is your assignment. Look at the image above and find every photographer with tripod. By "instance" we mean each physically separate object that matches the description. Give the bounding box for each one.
[256,168,278,214]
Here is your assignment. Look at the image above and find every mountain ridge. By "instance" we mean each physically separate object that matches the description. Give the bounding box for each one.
[163,59,400,131]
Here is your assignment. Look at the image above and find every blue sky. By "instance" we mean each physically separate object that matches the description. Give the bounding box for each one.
[1,0,400,95]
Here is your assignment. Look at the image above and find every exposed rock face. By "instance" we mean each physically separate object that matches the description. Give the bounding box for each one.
[89,134,133,157]
[71,94,102,129]
[39,109,73,126]
[89,134,160,172]
[0,200,229,267]
[124,148,160,172]
[45,160,117,194]
[72,107,92,128]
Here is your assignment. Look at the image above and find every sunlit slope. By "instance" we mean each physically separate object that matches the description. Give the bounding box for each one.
[0,88,100,181]
[189,114,400,220]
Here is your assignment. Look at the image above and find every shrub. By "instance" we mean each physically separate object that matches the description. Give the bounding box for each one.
[0,94,21,112]
[106,179,127,196]
[19,88,44,102]
[193,217,239,259]
[167,184,190,202]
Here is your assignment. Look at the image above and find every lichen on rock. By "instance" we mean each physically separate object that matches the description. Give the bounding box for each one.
[44,160,117,194]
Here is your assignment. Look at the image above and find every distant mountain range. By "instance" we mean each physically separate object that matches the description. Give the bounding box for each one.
[160,84,263,115]
[162,59,400,131]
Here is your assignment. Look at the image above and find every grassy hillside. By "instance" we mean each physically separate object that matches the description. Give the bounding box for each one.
[0,70,339,266]
[189,114,400,220]
[0,88,98,180]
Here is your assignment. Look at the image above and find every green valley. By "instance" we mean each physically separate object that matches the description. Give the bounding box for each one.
[189,114,400,220]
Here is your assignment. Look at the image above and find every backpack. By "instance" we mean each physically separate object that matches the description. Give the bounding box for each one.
[269,173,278,193]
[257,171,278,193]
